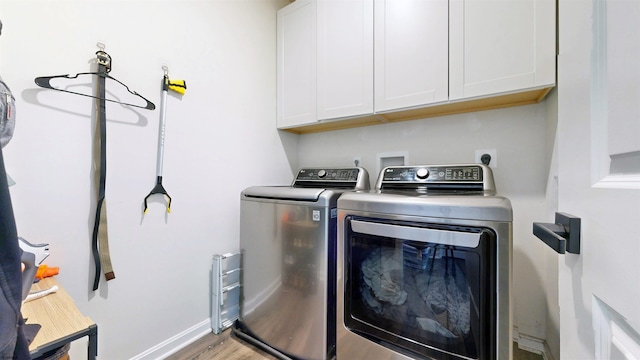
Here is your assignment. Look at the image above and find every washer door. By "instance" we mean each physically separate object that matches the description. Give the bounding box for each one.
[343,216,496,360]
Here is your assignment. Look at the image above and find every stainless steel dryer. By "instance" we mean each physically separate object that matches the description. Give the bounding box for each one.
[337,164,512,360]
[235,167,370,360]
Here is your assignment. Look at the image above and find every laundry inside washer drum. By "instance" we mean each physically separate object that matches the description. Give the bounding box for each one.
[359,246,471,339]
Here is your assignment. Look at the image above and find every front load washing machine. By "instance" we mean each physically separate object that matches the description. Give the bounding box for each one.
[235,167,370,360]
[337,164,512,360]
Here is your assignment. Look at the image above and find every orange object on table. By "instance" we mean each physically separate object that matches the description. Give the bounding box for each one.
[35,265,59,280]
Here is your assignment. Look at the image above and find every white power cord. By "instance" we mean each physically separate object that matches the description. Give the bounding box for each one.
[23,285,58,303]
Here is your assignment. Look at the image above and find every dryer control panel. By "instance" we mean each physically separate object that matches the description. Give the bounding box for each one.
[382,166,482,182]
[376,164,495,192]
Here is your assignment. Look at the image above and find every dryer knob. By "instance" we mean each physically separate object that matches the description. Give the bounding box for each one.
[416,168,429,179]
[318,169,327,178]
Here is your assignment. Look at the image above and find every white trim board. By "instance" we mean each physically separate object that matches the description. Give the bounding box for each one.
[131,321,552,359]
[513,328,554,360]
[129,319,211,360]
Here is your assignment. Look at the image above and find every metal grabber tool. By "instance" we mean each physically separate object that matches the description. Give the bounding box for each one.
[143,66,186,214]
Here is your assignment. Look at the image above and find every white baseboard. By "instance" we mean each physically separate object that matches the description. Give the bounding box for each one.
[130,321,553,360]
[129,319,211,360]
[513,328,554,360]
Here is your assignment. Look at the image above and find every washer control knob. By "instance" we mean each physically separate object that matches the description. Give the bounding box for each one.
[416,168,429,179]
[317,169,327,178]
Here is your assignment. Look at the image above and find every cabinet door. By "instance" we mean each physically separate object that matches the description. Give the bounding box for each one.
[374,0,449,113]
[317,0,373,120]
[449,0,556,100]
[277,0,317,128]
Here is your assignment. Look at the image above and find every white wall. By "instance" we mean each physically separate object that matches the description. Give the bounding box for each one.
[298,102,554,341]
[0,0,294,358]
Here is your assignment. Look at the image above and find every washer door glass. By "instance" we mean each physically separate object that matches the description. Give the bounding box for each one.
[343,217,496,360]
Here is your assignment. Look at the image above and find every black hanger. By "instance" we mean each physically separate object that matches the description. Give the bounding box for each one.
[34,50,156,110]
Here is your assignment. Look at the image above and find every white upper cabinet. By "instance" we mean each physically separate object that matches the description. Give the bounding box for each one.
[317,0,373,120]
[374,0,449,112]
[277,0,317,128]
[449,0,556,100]
[277,0,556,133]
[277,0,373,129]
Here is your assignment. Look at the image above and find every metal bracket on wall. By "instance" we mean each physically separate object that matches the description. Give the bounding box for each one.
[533,212,581,254]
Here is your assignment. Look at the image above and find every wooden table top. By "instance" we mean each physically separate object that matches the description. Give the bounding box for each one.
[21,277,95,353]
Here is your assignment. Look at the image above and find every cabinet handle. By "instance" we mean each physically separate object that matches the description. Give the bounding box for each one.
[533,212,581,254]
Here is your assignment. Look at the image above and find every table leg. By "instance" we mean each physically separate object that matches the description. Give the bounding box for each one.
[87,324,98,360]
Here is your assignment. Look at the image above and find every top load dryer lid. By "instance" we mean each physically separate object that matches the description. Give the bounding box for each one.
[242,167,370,202]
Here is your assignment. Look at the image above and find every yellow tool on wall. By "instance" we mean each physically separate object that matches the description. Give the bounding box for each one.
[143,66,186,214]
[168,79,186,95]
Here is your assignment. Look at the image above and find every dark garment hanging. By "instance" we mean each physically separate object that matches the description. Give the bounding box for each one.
[0,146,31,359]
[34,49,155,291]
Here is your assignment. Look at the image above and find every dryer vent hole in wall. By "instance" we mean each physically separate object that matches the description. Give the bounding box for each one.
[377,151,408,175]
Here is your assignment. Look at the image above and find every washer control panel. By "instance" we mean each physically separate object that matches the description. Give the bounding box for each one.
[377,164,494,192]
[297,168,360,181]
[293,168,370,190]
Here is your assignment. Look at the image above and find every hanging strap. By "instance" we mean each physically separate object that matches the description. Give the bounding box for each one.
[91,50,115,290]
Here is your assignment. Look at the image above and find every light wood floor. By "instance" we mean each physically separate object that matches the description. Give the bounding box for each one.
[165,328,277,360]
[166,328,544,360]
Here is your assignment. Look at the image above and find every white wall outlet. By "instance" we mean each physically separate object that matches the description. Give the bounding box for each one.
[475,149,497,168]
